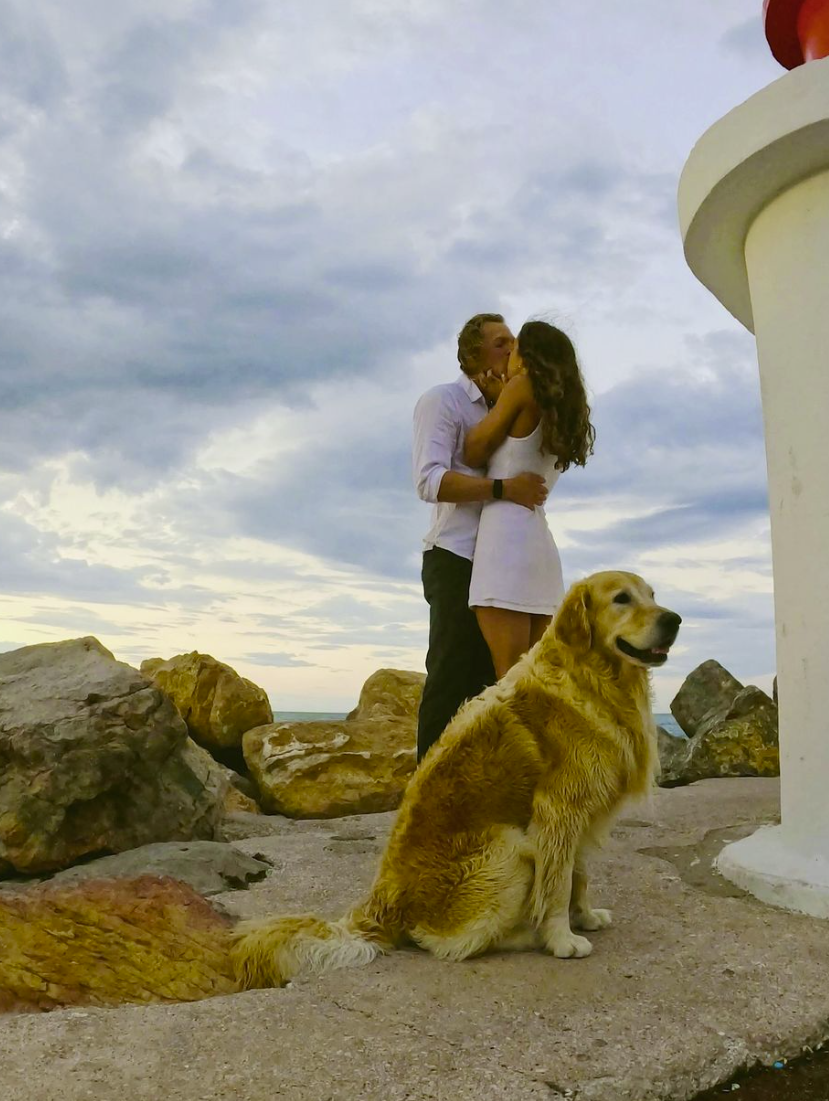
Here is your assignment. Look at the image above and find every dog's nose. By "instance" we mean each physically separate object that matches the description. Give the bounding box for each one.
[659,611,682,632]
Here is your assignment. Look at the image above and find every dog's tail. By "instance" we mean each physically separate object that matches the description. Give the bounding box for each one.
[230,897,397,989]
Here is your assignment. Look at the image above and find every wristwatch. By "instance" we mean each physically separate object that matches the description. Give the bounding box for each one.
[493,478,503,500]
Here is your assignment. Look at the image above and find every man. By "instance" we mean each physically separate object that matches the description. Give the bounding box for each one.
[412,313,548,760]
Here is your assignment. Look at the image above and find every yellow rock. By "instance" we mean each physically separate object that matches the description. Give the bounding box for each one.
[141,652,272,750]
[244,717,415,818]
[0,876,238,1012]
[224,786,261,815]
[347,668,425,722]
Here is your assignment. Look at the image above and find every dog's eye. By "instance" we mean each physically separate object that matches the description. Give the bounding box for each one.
[613,592,631,604]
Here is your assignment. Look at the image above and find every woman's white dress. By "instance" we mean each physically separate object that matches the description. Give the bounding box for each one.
[468,424,564,614]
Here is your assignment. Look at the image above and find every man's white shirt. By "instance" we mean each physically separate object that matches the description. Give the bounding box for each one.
[412,373,488,562]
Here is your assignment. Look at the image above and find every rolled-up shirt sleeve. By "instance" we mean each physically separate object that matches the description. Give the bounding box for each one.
[413,388,457,504]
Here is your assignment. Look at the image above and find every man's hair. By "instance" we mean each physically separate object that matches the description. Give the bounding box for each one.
[456,313,505,376]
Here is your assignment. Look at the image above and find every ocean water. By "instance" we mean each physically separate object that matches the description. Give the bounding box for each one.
[273,711,348,722]
[655,713,685,738]
[275,710,687,738]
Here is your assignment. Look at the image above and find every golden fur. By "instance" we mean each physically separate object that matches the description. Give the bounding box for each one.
[232,571,680,987]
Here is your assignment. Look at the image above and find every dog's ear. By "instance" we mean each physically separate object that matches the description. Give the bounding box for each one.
[554,583,593,652]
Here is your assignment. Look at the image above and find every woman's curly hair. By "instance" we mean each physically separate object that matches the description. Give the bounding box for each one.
[518,321,595,471]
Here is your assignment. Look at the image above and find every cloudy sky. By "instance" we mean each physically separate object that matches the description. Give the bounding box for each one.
[0,0,782,712]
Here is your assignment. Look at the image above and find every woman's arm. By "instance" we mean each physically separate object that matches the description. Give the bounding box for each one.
[463,374,533,468]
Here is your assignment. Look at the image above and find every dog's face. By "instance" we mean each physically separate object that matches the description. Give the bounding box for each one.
[554,571,681,668]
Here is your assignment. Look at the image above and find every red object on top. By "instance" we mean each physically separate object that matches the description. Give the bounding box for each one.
[764,0,829,68]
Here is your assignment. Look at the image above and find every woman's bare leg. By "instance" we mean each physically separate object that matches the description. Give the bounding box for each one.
[474,607,532,679]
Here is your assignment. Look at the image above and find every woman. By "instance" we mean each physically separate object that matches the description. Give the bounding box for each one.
[464,320,595,678]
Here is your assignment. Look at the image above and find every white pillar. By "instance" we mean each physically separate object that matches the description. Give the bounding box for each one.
[746,170,829,857]
[679,57,829,917]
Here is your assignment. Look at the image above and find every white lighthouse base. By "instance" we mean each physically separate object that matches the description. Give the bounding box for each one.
[680,57,829,921]
[717,826,829,919]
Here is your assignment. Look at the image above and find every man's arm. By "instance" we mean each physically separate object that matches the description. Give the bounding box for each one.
[413,386,462,502]
[438,470,548,509]
[413,387,547,511]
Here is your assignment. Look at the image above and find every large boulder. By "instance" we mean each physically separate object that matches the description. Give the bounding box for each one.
[243,717,416,818]
[242,667,422,819]
[0,637,229,875]
[670,659,744,737]
[0,876,238,1012]
[347,668,425,721]
[185,740,261,816]
[658,685,779,787]
[686,685,779,779]
[140,652,272,751]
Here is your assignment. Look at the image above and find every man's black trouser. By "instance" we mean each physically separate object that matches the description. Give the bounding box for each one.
[416,547,496,761]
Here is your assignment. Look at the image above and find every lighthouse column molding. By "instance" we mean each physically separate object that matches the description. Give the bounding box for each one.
[745,169,829,857]
[679,56,829,917]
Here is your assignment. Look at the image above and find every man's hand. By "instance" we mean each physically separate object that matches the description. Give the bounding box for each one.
[504,471,548,510]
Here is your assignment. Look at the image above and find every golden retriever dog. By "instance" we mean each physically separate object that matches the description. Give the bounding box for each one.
[232,571,681,987]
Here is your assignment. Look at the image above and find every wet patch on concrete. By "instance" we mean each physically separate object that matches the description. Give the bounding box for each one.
[638,825,763,899]
[325,830,380,855]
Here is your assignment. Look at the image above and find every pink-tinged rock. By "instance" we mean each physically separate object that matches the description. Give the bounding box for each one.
[0,875,238,1012]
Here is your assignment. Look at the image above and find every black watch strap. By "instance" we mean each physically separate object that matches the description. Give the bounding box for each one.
[493,478,503,500]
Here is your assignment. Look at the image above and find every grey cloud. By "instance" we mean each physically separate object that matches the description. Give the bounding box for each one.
[302,620,425,647]
[558,161,619,198]
[0,0,691,492]
[290,594,419,627]
[566,488,769,555]
[558,334,766,505]
[663,613,776,695]
[720,18,772,61]
[0,510,213,606]
[322,261,414,294]
[90,0,267,133]
[147,319,771,592]
[237,651,312,668]
[0,0,785,715]
[17,608,128,634]
[0,1,68,109]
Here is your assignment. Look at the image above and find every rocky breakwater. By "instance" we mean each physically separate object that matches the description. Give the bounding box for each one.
[0,876,239,1012]
[243,669,424,818]
[0,645,428,1011]
[0,637,267,1012]
[0,637,231,876]
[140,651,272,756]
[658,659,779,787]
[140,650,273,814]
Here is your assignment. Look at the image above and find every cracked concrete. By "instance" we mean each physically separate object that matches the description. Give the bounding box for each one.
[2,777,829,1101]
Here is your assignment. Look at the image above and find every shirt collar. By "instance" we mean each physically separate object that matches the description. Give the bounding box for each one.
[457,372,486,405]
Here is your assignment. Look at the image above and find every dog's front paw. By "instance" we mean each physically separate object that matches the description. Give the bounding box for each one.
[571,907,612,932]
[546,930,593,958]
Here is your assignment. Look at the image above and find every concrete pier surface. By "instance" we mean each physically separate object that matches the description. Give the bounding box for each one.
[2,777,828,1101]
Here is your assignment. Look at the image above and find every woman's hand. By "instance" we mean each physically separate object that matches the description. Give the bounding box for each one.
[475,370,504,408]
